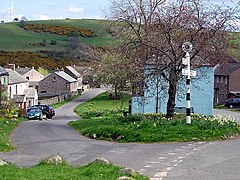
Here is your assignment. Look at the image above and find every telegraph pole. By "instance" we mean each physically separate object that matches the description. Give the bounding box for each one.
[182,42,195,125]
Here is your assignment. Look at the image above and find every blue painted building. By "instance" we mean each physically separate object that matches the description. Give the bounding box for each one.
[132,66,214,116]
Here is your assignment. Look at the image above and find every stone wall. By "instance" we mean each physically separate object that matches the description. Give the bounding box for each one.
[214,75,228,105]
[38,91,79,105]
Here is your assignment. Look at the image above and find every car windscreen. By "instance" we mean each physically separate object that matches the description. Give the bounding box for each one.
[29,108,40,112]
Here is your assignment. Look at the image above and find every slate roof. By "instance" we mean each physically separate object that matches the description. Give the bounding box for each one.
[214,63,240,76]
[74,66,95,76]
[55,71,77,83]
[5,69,28,85]
[65,66,82,78]
[15,67,31,75]
[0,66,8,76]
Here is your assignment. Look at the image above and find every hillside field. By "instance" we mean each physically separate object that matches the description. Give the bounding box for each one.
[0,19,239,65]
[0,19,116,52]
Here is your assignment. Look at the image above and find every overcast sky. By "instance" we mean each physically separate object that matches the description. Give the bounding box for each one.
[0,0,238,22]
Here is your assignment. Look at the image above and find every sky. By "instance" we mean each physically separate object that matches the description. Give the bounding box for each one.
[0,0,110,22]
[0,0,239,22]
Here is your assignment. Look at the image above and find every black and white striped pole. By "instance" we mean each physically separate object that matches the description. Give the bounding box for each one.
[182,42,194,125]
[186,51,191,124]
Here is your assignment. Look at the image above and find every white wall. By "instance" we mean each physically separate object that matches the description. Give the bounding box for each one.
[8,82,29,98]
[24,69,44,81]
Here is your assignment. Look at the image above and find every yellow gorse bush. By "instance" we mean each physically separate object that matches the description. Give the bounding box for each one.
[23,24,96,37]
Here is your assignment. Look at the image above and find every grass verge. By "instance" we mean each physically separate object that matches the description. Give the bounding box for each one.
[213,105,226,109]
[74,92,131,119]
[69,92,240,143]
[51,94,80,109]
[0,118,22,152]
[0,161,148,180]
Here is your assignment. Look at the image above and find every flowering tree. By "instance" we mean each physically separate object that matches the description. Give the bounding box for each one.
[98,51,134,97]
[108,0,240,117]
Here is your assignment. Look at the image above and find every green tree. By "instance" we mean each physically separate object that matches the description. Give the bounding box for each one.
[99,51,133,97]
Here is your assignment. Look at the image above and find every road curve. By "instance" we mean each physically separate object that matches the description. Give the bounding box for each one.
[1,93,240,179]
[214,108,240,122]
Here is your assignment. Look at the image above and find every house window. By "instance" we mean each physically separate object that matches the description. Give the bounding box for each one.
[53,77,56,82]
[216,76,219,83]
[10,86,12,97]
[66,83,69,91]
[132,81,144,96]
[215,88,219,104]
[220,76,223,83]
[3,77,7,85]
[26,76,29,80]
[225,77,228,84]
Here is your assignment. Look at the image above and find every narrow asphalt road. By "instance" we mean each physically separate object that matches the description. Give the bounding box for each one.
[1,93,240,179]
[214,108,240,122]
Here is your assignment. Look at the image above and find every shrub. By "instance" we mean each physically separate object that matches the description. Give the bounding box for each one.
[18,108,27,118]
[0,99,19,119]
[22,24,96,37]
[50,40,57,45]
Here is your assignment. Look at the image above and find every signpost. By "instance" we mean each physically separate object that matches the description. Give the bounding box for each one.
[182,42,195,125]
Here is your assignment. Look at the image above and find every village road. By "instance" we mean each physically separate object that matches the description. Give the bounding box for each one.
[214,108,240,122]
[1,92,240,179]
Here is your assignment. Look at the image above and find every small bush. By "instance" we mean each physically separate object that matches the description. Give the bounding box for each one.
[50,40,57,45]
[0,99,19,119]
[18,108,27,118]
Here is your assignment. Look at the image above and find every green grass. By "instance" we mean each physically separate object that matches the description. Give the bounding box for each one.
[0,161,148,180]
[69,92,240,143]
[0,23,66,51]
[51,94,80,109]
[69,114,240,142]
[213,105,226,109]
[0,19,117,51]
[0,118,21,152]
[74,92,131,119]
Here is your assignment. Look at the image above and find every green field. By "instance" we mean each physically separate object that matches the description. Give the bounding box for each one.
[0,19,116,51]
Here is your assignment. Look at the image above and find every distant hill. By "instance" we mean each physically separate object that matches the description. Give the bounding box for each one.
[0,19,116,52]
[0,19,239,68]
[0,19,117,69]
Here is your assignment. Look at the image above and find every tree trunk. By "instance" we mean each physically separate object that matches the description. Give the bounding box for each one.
[155,76,159,114]
[166,71,178,118]
[114,84,118,97]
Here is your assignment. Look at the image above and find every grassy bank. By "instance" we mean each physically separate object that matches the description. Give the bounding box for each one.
[0,161,147,180]
[0,118,22,152]
[51,94,80,109]
[69,92,240,143]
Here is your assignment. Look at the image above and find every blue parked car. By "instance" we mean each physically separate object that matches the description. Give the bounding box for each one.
[225,98,240,109]
[32,104,55,119]
[27,107,43,120]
